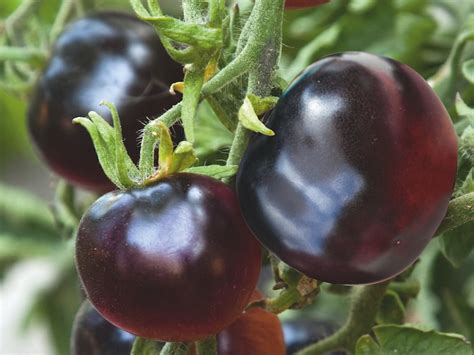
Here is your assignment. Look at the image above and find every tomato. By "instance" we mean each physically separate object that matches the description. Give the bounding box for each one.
[71,301,136,355]
[283,319,343,354]
[188,291,285,355]
[286,0,330,9]
[28,12,183,192]
[217,291,285,355]
[75,173,262,341]
[237,52,457,285]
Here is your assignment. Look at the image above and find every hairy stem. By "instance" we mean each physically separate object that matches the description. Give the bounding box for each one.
[297,281,390,355]
[436,192,474,235]
[225,0,284,173]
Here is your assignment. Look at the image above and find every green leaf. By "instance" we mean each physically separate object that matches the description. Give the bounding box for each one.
[456,94,474,120]
[355,324,472,355]
[183,165,238,179]
[239,96,275,136]
[194,101,234,159]
[439,222,474,268]
[376,290,405,325]
[462,59,474,83]
[131,337,163,355]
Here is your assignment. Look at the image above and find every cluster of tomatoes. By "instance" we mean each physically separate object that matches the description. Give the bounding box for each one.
[27,1,457,354]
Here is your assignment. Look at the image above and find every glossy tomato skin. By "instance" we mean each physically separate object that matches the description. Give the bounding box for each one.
[28,12,183,192]
[76,173,262,341]
[283,319,343,354]
[71,301,136,355]
[286,0,330,9]
[217,291,285,355]
[237,52,457,285]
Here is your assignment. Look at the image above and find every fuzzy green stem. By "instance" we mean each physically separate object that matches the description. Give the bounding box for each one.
[297,281,390,355]
[50,0,77,42]
[182,0,207,23]
[140,0,285,151]
[0,46,46,65]
[388,279,420,299]
[195,336,217,355]
[160,343,189,355]
[4,0,41,43]
[224,0,284,174]
[436,192,474,235]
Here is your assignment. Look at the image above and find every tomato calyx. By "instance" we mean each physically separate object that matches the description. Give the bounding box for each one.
[74,101,239,190]
[247,260,319,314]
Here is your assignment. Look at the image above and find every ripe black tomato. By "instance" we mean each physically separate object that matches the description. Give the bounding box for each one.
[282,319,343,354]
[71,301,136,355]
[75,173,262,341]
[28,12,183,192]
[237,52,457,285]
[286,0,330,9]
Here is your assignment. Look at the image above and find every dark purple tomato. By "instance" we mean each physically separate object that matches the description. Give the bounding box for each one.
[76,173,262,341]
[28,12,183,192]
[71,301,136,355]
[282,319,344,354]
[237,52,457,285]
[286,0,330,9]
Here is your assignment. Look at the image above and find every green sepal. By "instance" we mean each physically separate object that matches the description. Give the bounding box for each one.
[73,116,124,188]
[168,141,198,174]
[157,121,175,173]
[130,0,200,63]
[131,337,163,355]
[247,94,279,115]
[141,16,222,50]
[462,59,474,83]
[144,122,198,184]
[182,67,206,143]
[355,324,472,355]
[73,102,141,189]
[184,165,238,179]
[239,96,275,136]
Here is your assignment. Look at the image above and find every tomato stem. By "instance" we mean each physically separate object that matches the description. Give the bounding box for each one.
[435,192,474,236]
[50,0,78,42]
[297,281,391,355]
[224,0,285,179]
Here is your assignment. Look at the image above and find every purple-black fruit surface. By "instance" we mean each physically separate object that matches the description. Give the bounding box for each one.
[76,173,262,341]
[28,12,183,192]
[237,52,457,285]
[71,301,136,355]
